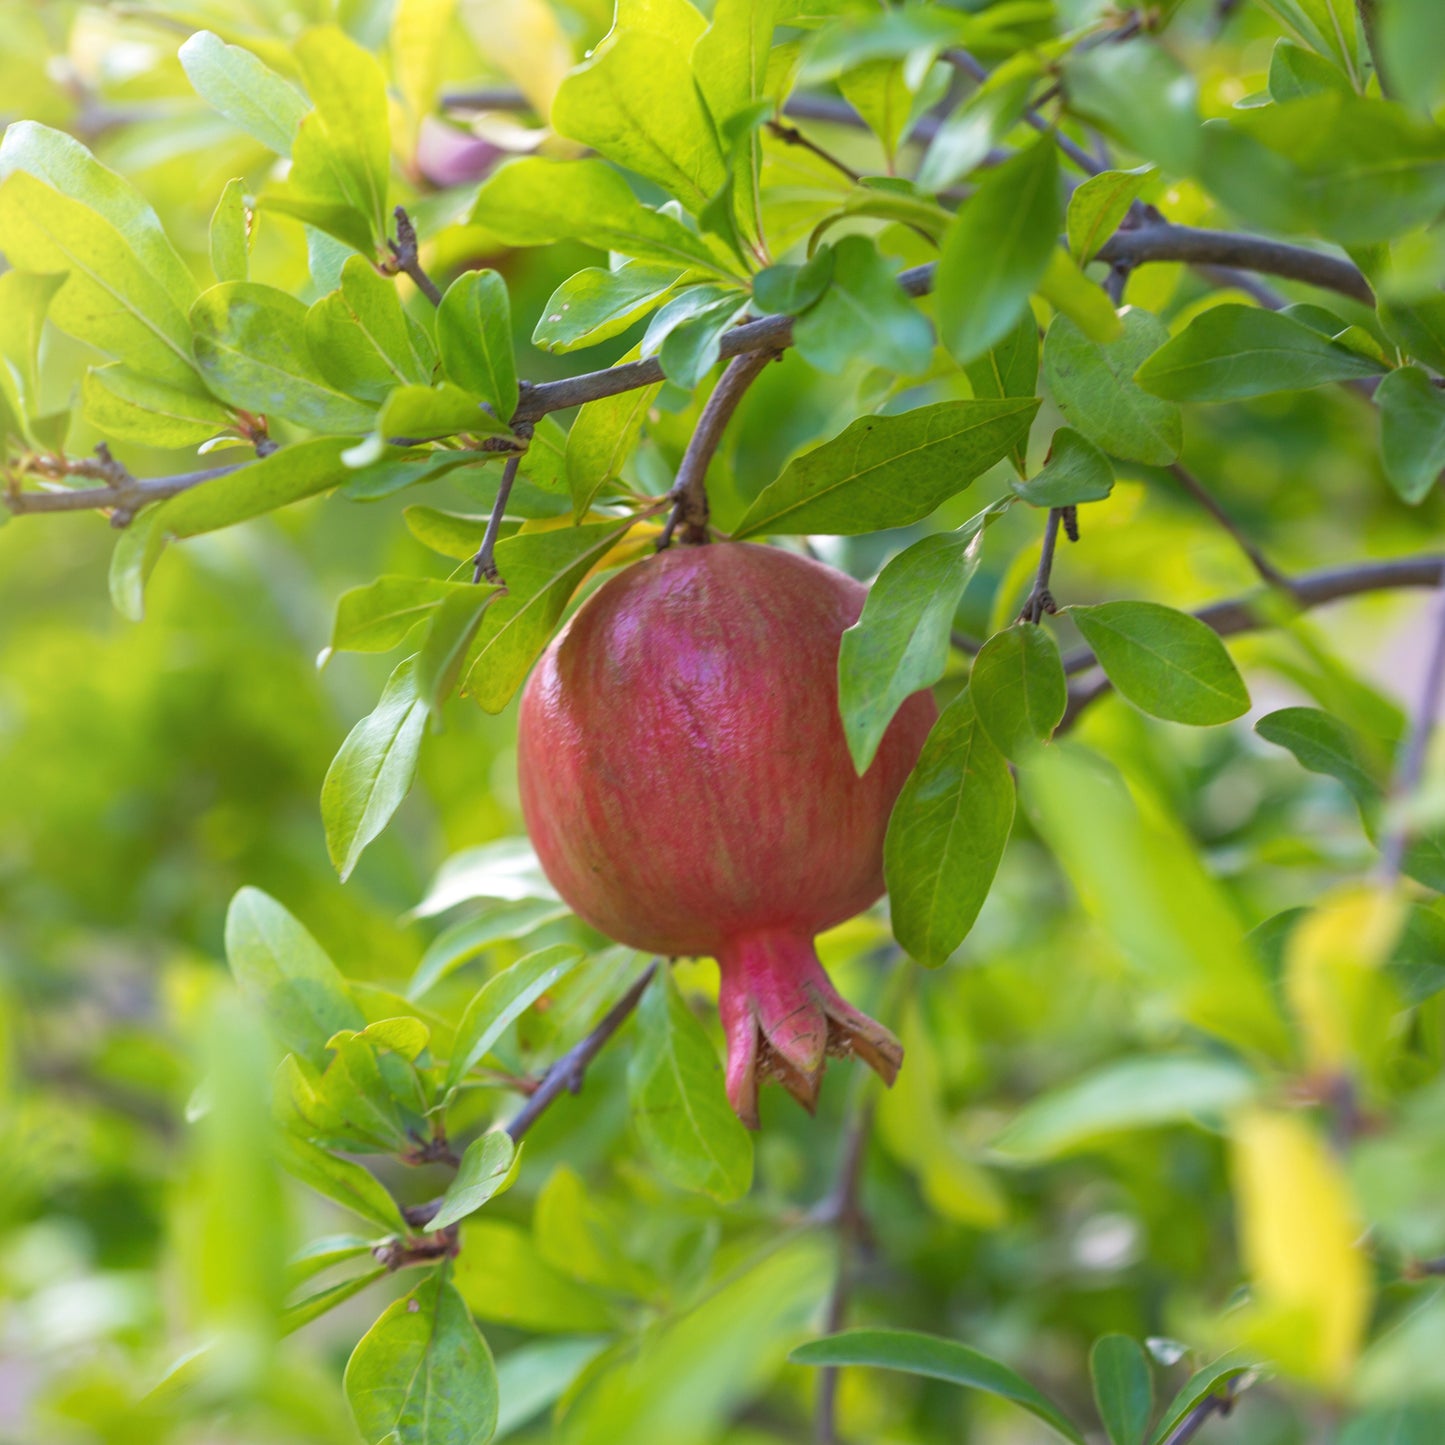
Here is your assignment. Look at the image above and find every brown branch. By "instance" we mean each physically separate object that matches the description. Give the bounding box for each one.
[4,222,1374,523]
[660,348,779,549]
[1020,508,1064,623]
[1059,553,1445,728]
[1160,1380,1240,1445]
[1097,225,1374,304]
[503,962,658,1142]
[1379,558,1445,880]
[1166,462,1291,590]
[472,425,531,583]
[767,119,860,183]
[388,206,443,306]
[814,1104,875,1445]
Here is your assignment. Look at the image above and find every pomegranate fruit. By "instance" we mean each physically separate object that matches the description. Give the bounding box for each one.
[517,541,937,1127]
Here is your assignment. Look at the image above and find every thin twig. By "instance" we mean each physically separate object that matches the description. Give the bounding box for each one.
[503,962,658,1142]
[1160,1381,1239,1445]
[1379,558,1445,880]
[1059,553,1445,729]
[1166,462,1292,590]
[472,426,531,583]
[388,206,443,306]
[767,119,860,183]
[5,225,1376,524]
[660,348,779,549]
[814,1103,875,1445]
[1020,509,1064,623]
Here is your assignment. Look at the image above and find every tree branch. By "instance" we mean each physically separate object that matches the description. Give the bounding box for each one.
[4,222,1375,523]
[388,206,444,306]
[503,962,658,1142]
[661,348,779,548]
[1020,508,1064,623]
[472,425,532,583]
[1166,461,1291,590]
[1378,558,1445,880]
[1059,553,1445,728]
[1160,1380,1240,1445]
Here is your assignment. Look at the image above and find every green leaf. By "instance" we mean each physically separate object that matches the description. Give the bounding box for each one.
[494,1340,609,1442]
[1021,744,1289,1057]
[793,236,933,377]
[473,158,736,278]
[292,27,391,246]
[884,691,1016,968]
[224,886,364,1069]
[1135,304,1385,402]
[328,576,468,656]
[1381,295,1445,372]
[417,585,503,712]
[993,1055,1261,1162]
[563,381,656,517]
[1255,706,1384,815]
[410,838,559,920]
[1091,1336,1153,1445]
[192,282,377,433]
[438,270,518,421]
[0,121,199,314]
[962,307,1038,473]
[837,59,917,166]
[286,1233,378,1290]
[281,1267,388,1337]
[1268,39,1354,103]
[627,970,753,1202]
[276,1136,408,1235]
[0,269,64,440]
[374,383,511,445]
[838,502,1008,773]
[552,0,726,214]
[1043,310,1181,466]
[1010,428,1114,507]
[108,510,165,622]
[408,899,571,1000]
[970,624,1067,759]
[533,261,685,353]
[1379,0,1445,114]
[535,1165,657,1297]
[791,1330,1086,1445]
[651,289,751,389]
[917,55,1039,193]
[322,656,430,882]
[1377,365,1445,504]
[1340,1406,1445,1445]
[344,1273,498,1445]
[1063,42,1201,175]
[453,1220,620,1334]
[1147,1356,1256,1445]
[0,170,203,392]
[1070,601,1250,725]
[306,255,437,403]
[460,519,638,713]
[1036,246,1125,346]
[753,250,834,317]
[82,365,236,450]
[178,31,308,157]
[209,178,250,284]
[1067,166,1151,265]
[936,137,1060,365]
[734,397,1038,538]
[1224,92,1445,245]
[153,438,356,539]
[429,1133,520,1230]
[446,944,587,1091]
[1069,601,1248,728]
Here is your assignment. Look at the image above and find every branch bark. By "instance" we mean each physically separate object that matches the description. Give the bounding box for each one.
[503,962,658,1142]
[661,348,779,548]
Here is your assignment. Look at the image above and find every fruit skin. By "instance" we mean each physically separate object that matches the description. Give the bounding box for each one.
[517,541,936,1125]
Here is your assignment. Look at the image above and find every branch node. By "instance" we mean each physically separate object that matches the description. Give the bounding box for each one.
[388,205,444,307]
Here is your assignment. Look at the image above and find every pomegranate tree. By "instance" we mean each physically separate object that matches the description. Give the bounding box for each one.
[517,541,936,1126]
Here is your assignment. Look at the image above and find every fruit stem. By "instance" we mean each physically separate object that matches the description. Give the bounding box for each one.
[660,347,780,549]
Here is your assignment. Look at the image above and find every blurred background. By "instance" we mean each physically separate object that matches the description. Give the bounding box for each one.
[3,2,1444,1443]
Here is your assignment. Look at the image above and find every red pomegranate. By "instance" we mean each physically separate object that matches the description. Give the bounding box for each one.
[517,541,937,1126]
